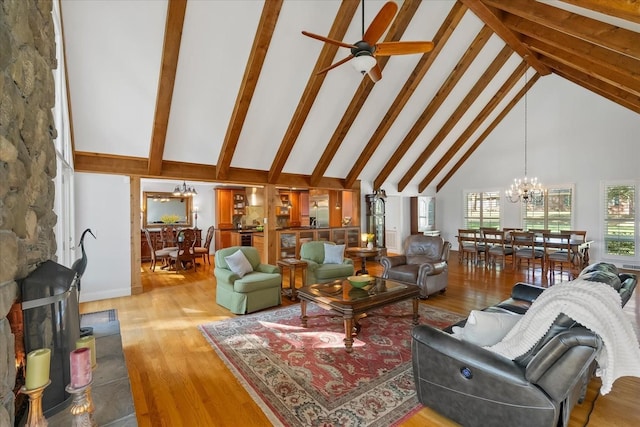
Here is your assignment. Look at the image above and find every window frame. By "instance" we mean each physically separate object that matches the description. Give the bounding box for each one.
[601,180,637,262]
[53,1,76,267]
[521,184,575,232]
[463,190,502,229]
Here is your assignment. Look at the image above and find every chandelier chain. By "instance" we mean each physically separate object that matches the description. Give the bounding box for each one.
[505,67,543,204]
[524,69,528,177]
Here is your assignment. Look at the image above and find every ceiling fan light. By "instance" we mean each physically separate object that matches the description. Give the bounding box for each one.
[351,54,377,74]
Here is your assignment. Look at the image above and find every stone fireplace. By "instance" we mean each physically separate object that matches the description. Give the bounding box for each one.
[1,0,59,425]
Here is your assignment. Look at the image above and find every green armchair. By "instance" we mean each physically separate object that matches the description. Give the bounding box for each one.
[299,241,354,285]
[214,246,282,314]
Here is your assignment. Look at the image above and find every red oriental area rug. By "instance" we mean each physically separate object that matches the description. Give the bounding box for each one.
[199,301,464,427]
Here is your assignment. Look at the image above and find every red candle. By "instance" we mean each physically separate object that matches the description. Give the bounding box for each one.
[70,347,92,388]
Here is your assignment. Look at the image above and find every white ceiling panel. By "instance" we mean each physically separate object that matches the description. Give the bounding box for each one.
[62,0,168,158]
[163,1,264,165]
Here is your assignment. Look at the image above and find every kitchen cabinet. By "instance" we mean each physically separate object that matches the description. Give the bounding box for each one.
[275,227,360,260]
[233,191,246,216]
[216,188,246,229]
[215,230,232,250]
[215,189,234,229]
[252,233,264,263]
[278,231,297,259]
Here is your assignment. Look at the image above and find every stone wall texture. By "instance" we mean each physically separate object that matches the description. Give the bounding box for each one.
[0,0,58,424]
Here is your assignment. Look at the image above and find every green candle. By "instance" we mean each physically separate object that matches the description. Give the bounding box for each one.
[76,336,97,368]
[25,348,51,390]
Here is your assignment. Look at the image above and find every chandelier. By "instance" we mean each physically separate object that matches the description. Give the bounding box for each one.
[506,70,543,204]
[172,181,197,197]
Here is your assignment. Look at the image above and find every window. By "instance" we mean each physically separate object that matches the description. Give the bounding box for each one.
[603,183,636,257]
[464,191,500,229]
[522,186,573,232]
[53,1,75,266]
[417,196,435,232]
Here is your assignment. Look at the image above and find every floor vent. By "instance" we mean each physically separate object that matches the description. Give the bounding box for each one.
[622,264,640,270]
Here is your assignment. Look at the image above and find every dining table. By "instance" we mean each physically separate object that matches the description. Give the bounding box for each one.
[533,236,593,268]
[456,231,593,269]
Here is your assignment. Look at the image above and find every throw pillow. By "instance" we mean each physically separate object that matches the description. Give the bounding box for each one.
[224,250,253,278]
[323,244,345,264]
[457,310,522,347]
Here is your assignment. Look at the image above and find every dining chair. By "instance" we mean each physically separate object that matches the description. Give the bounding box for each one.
[511,231,544,276]
[565,230,588,266]
[543,232,575,284]
[483,230,513,269]
[169,228,197,272]
[457,229,481,265]
[193,225,214,264]
[502,227,523,242]
[143,228,172,272]
[160,226,179,250]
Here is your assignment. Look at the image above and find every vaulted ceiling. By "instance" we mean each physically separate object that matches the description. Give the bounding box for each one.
[61,0,640,194]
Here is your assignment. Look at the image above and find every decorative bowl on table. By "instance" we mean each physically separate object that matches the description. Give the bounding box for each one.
[347,275,374,288]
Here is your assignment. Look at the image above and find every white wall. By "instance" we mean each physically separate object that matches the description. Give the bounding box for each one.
[435,75,640,266]
[74,173,131,302]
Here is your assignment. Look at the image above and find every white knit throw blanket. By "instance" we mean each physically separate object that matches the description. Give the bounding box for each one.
[487,278,640,395]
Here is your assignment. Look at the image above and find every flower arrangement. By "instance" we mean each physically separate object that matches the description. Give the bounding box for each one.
[161,214,181,224]
[366,233,375,242]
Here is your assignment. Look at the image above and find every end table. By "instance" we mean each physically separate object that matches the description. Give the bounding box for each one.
[277,258,308,301]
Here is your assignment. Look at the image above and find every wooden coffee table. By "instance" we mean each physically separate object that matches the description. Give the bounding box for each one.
[296,277,420,352]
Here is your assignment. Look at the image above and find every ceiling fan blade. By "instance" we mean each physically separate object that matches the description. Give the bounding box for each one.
[301,31,357,49]
[368,64,382,82]
[362,1,398,45]
[374,41,434,56]
[316,55,354,75]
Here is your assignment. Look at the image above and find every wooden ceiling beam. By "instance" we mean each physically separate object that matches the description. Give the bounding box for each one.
[396,45,514,192]
[372,24,494,190]
[267,0,359,184]
[147,0,187,176]
[503,14,640,82]
[216,0,283,181]
[460,0,550,75]
[526,38,640,97]
[483,0,640,60]
[560,0,640,24]
[340,2,468,190]
[420,65,536,192]
[435,69,533,192]
[308,0,422,187]
[74,152,357,190]
[540,57,640,113]
[76,152,151,176]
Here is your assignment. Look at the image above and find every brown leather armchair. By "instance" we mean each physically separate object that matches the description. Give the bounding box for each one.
[380,235,451,299]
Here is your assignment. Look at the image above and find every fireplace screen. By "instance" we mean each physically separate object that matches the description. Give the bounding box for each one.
[21,260,81,416]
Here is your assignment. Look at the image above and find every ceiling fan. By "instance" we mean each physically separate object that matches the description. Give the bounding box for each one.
[302,1,434,82]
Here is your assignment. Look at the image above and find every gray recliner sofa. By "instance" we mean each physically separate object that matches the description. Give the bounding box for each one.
[411,262,637,427]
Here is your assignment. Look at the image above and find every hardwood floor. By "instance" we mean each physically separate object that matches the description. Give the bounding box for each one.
[79,254,640,426]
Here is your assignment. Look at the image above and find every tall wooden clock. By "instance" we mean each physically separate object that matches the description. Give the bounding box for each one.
[365,192,385,250]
